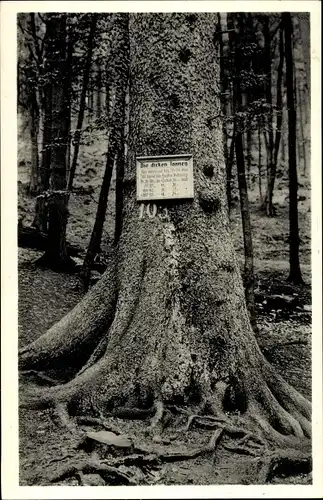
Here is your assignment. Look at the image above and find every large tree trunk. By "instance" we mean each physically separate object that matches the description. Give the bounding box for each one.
[283,13,303,284]
[20,14,310,450]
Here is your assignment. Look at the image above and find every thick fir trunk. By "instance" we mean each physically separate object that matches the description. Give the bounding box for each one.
[283,13,303,284]
[20,14,310,447]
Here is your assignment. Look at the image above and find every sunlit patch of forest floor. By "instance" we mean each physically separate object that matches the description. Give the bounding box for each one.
[18,154,312,486]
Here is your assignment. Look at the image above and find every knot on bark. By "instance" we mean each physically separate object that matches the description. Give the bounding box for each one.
[203,165,214,178]
[198,188,220,214]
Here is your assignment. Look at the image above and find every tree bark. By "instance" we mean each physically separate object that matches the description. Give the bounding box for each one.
[20,14,310,450]
[233,15,258,334]
[283,13,303,284]
[28,60,40,195]
[67,15,97,194]
[217,14,228,173]
[32,16,52,233]
[296,13,310,112]
[114,81,128,245]
[258,125,263,203]
[96,62,102,118]
[266,22,284,213]
[81,14,129,289]
[262,15,275,216]
[226,129,235,213]
[37,15,73,270]
[65,24,74,183]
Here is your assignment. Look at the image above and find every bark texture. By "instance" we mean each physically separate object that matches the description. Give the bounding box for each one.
[20,14,310,449]
[37,15,73,269]
[81,14,129,288]
[283,13,303,284]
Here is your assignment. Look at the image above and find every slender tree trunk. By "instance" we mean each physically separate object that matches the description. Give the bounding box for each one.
[96,62,102,118]
[246,128,252,188]
[65,27,74,182]
[37,15,73,270]
[217,14,228,169]
[114,82,128,245]
[296,13,310,114]
[32,19,52,233]
[296,78,307,176]
[262,15,275,216]
[283,13,303,284]
[258,124,263,203]
[281,120,286,165]
[226,13,236,213]
[296,15,311,175]
[28,66,40,195]
[266,23,284,214]
[67,15,97,195]
[82,14,129,289]
[88,81,94,123]
[233,14,258,334]
[226,130,235,212]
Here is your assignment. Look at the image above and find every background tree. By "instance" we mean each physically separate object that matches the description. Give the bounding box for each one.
[67,14,98,194]
[81,14,129,288]
[230,13,258,333]
[20,14,310,465]
[283,12,303,284]
[36,14,73,269]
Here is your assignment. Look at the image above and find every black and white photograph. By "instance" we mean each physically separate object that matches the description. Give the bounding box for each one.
[1,1,322,497]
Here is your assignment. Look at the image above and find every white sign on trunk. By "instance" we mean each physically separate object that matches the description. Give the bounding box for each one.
[136,154,194,201]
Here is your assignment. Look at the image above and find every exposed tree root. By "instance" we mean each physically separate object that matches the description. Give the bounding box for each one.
[147,399,164,433]
[35,253,77,273]
[76,416,122,435]
[49,428,224,485]
[19,256,117,373]
[179,414,266,449]
[257,448,312,484]
[52,402,78,434]
[222,442,259,456]
[49,457,138,485]
[20,370,61,386]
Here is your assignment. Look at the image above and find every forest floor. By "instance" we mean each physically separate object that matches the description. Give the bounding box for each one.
[17,137,313,487]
